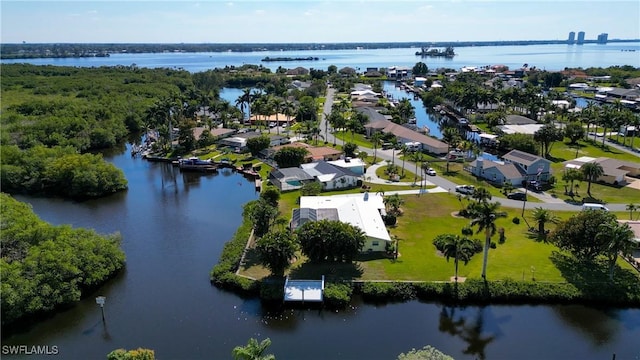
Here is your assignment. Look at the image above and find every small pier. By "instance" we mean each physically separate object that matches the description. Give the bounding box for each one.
[283,276,324,303]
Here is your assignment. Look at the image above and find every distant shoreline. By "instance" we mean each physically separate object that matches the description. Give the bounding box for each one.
[2,39,639,60]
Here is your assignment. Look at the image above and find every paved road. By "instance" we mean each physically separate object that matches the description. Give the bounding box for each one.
[318,88,632,212]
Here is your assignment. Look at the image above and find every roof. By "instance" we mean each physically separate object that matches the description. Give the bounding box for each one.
[327,158,366,169]
[270,167,314,181]
[470,159,524,179]
[211,128,236,137]
[498,124,544,135]
[505,115,537,125]
[563,156,640,177]
[284,277,324,302]
[364,119,448,152]
[503,149,547,166]
[354,106,388,122]
[299,193,391,242]
[291,208,339,229]
[300,161,359,179]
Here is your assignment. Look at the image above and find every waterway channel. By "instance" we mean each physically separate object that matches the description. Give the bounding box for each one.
[3,138,640,359]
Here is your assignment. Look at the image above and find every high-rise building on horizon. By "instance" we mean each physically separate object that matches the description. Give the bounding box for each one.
[597,33,609,44]
[567,31,575,44]
[577,31,585,45]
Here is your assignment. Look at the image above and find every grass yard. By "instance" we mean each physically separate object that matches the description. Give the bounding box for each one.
[548,139,640,204]
[362,193,569,282]
[240,191,638,284]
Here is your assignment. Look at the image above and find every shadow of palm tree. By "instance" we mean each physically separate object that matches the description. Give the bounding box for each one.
[288,261,363,282]
[549,251,640,301]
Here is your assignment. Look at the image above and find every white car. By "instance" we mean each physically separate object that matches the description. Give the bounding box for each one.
[455,185,475,195]
[426,168,436,176]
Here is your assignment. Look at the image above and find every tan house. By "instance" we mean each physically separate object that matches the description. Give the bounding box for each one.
[364,119,448,154]
[564,156,640,185]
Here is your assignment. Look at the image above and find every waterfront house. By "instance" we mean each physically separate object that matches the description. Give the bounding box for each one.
[466,150,552,185]
[387,66,412,80]
[293,193,391,252]
[300,161,361,191]
[192,127,236,141]
[364,119,448,154]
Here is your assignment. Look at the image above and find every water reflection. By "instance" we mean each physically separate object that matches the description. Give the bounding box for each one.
[438,306,512,359]
[554,306,620,346]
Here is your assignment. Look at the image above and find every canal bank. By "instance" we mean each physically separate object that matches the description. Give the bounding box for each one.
[3,143,640,360]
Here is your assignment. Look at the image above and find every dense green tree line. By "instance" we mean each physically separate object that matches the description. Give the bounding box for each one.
[1,193,126,326]
[1,145,128,199]
[1,64,194,151]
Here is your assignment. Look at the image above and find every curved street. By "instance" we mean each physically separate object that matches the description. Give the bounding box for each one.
[320,87,633,212]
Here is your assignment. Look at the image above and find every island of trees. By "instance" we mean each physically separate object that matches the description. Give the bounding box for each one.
[415,46,456,58]
[261,56,319,62]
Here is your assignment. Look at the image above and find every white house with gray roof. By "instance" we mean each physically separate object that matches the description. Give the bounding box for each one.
[269,160,362,192]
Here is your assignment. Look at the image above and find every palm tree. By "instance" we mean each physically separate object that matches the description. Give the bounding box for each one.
[472,187,492,203]
[470,201,507,279]
[399,144,408,177]
[595,222,636,281]
[531,207,559,239]
[383,193,405,216]
[581,162,604,196]
[232,338,275,360]
[441,234,475,281]
[442,128,461,173]
[371,131,382,163]
[502,182,514,196]
[411,152,424,186]
[626,203,637,220]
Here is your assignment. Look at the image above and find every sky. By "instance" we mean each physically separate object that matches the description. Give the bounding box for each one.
[1,0,639,44]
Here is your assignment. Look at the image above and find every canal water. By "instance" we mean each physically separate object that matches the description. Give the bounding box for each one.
[3,141,640,359]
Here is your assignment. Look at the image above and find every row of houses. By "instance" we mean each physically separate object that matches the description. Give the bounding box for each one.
[269,157,365,192]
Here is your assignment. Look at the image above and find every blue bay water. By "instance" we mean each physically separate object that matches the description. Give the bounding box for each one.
[3,42,639,72]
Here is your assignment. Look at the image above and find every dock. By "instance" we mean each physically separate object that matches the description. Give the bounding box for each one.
[283,276,324,303]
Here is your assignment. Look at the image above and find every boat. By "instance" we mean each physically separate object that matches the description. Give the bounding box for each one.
[177,157,218,172]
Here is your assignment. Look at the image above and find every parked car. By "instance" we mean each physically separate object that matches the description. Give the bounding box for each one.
[507,192,527,201]
[455,185,475,195]
[426,168,436,176]
[527,180,542,192]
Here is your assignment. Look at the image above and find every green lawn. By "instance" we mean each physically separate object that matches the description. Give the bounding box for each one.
[332,131,373,149]
[242,190,639,283]
[548,139,640,204]
[361,193,570,281]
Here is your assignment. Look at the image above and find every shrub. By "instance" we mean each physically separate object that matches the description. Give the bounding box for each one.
[512,216,520,224]
[260,278,285,303]
[461,226,473,236]
[490,241,497,249]
[323,283,353,309]
[384,214,397,226]
[359,282,416,302]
